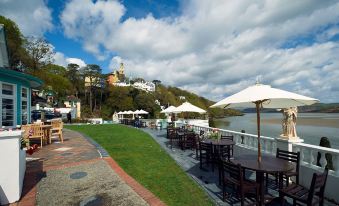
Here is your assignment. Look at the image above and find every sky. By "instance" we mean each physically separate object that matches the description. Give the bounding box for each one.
[1,0,339,102]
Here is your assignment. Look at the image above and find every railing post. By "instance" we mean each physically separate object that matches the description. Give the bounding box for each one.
[241,130,245,144]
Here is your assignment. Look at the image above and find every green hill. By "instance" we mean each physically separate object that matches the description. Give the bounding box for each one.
[94,84,242,120]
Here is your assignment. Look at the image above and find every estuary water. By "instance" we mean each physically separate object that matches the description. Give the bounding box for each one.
[214,113,339,149]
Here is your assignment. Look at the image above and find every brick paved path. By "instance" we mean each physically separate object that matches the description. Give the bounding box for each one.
[10,129,165,206]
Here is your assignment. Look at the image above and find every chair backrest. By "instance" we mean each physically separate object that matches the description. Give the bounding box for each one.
[221,135,233,141]
[31,124,43,137]
[199,142,212,152]
[51,120,62,129]
[222,160,243,185]
[307,168,329,203]
[21,124,31,139]
[276,148,300,172]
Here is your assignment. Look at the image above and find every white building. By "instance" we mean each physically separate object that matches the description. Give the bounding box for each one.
[112,81,156,92]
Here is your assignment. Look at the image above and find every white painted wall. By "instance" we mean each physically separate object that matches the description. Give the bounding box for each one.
[0,131,26,205]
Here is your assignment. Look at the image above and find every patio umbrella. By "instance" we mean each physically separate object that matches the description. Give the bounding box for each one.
[172,102,206,114]
[210,83,318,162]
[160,106,177,114]
[138,109,149,114]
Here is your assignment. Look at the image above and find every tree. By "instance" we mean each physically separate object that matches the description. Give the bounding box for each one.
[66,63,84,98]
[0,16,27,70]
[24,37,54,74]
[83,64,102,113]
[35,64,72,100]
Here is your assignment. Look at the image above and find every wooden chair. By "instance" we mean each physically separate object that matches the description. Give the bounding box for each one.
[221,135,234,156]
[279,168,328,206]
[51,120,64,143]
[30,124,44,147]
[21,124,31,148]
[199,142,213,170]
[168,127,179,149]
[222,161,259,206]
[266,149,300,188]
[277,148,300,186]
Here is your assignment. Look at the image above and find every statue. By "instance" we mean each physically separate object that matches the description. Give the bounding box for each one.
[281,107,298,138]
[112,112,119,123]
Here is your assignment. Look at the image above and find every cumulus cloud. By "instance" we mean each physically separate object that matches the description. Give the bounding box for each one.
[0,0,53,36]
[60,0,339,102]
[53,52,87,68]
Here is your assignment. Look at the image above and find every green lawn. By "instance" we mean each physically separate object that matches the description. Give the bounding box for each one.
[66,124,213,206]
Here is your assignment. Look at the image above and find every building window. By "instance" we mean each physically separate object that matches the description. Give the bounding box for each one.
[1,83,16,127]
[22,87,28,125]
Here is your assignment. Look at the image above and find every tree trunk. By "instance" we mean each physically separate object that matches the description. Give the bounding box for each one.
[89,88,93,114]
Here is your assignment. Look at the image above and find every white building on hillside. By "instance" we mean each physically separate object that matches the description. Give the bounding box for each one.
[133,81,155,92]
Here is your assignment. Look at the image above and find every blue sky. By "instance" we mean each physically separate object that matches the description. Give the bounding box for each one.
[1,0,339,102]
[44,0,181,72]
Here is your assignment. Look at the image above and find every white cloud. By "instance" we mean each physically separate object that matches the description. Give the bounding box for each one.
[0,0,53,36]
[60,0,339,102]
[53,52,87,68]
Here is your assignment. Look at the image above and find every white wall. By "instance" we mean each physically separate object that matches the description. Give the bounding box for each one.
[0,131,26,204]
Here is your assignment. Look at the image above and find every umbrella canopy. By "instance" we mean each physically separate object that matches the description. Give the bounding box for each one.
[211,83,318,162]
[125,110,134,114]
[172,102,206,114]
[138,109,149,114]
[211,84,318,109]
[160,106,177,114]
[117,111,123,114]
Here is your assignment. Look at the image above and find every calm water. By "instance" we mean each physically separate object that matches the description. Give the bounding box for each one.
[214,113,339,149]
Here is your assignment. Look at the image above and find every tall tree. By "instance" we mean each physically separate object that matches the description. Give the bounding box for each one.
[66,63,84,98]
[24,37,54,74]
[83,64,102,113]
[0,16,27,70]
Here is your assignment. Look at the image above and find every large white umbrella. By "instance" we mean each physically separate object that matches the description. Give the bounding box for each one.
[138,109,149,114]
[160,106,177,114]
[210,83,319,162]
[172,102,206,114]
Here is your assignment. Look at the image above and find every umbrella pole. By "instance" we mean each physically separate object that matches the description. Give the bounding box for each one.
[256,102,262,163]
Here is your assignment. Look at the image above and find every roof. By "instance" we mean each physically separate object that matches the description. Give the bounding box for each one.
[0,67,43,88]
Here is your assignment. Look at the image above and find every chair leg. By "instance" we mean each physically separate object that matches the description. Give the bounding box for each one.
[60,132,64,142]
[240,190,245,206]
[40,138,43,148]
[279,192,285,206]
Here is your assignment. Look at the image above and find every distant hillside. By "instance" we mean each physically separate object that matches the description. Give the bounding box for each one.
[298,103,339,113]
[242,103,339,113]
[95,84,243,120]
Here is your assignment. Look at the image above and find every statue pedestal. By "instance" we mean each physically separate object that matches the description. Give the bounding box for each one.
[276,135,304,152]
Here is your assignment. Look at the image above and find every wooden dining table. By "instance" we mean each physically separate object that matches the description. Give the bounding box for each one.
[231,154,295,205]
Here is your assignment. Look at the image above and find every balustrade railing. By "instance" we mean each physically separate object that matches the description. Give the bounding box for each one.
[293,143,339,176]
[177,123,276,155]
[176,122,339,176]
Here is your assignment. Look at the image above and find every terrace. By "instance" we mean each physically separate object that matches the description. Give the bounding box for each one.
[3,123,339,205]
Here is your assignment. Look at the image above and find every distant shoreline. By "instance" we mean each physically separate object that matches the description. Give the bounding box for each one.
[261,118,339,128]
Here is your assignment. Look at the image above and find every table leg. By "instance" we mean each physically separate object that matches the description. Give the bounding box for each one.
[279,172,284,190]
[256,171,265,206]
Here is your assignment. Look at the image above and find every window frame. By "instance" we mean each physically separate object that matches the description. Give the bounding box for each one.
[21,86,29,125]
[0,81,17,127]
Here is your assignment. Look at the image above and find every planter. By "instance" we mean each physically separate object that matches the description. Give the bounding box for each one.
[0,131,26,205]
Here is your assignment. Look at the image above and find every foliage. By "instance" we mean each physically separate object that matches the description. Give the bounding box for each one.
[66,124,213,206]
[34,64,72,99]
[24,37,54,74]
[0,15,27,70]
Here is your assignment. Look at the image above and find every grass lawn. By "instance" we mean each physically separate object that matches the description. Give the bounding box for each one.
[66,124,213,206]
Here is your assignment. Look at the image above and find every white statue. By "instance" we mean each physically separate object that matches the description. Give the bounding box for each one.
[112,112,119,123]
[282,107,298,138]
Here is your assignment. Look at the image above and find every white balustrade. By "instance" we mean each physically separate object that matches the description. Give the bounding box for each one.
[293,143,339,176]
[179,122,339,177]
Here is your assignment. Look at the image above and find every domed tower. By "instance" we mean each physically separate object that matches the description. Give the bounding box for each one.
[118,62,126,82]
[119,63,124,75]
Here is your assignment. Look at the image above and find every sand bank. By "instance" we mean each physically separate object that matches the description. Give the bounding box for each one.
[261,118,339,128]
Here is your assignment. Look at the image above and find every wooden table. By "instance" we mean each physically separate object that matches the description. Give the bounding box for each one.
[231,154,294,205]
[41,125,52,144]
